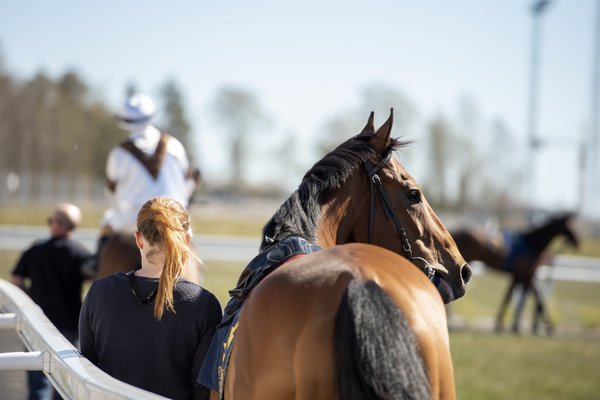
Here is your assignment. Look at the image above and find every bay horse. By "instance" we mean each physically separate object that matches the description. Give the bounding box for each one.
[451,213,578,335]
[205,110,471,399]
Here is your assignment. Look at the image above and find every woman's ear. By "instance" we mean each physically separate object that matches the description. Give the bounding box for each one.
[134,231,144,250]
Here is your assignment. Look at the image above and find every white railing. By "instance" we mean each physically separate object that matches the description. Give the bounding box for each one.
[0,279,167,400]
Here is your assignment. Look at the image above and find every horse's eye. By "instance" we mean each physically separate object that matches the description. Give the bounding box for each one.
[407,189,421,203]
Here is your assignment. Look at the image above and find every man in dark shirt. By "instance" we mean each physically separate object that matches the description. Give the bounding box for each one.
[11,202,92,400]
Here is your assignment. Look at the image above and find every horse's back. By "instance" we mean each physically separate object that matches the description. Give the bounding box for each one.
[452,227,506,271]
[97,232,140,278]
[226,243,452,399]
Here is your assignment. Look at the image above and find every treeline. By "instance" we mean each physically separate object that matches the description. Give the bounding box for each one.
[0,59,524,214]
[0,64,192,204]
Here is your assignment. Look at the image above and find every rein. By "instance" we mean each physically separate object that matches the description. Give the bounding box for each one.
[362,152,436,281]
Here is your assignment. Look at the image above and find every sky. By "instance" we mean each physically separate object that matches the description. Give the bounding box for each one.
[0,1,597,214]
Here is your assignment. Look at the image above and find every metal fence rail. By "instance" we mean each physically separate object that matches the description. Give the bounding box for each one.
[0,279,167,400]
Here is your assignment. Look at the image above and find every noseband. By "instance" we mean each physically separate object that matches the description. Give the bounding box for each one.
[362,152,436,281]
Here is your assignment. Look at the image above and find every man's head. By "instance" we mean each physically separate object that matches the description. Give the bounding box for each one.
[48,203,82,236]
[117,93,157,132]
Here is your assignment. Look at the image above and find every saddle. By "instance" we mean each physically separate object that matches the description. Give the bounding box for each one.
[197,236,321,398]
[502,232,531,273]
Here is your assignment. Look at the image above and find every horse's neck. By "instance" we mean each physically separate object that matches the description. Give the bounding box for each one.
[523,225,558,255]
[260,190,321,250]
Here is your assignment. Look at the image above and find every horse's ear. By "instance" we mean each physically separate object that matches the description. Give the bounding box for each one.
[370,108,393,153]
[360,111,375,135]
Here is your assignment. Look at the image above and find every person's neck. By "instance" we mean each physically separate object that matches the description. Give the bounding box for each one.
[51,232,71,239]
[129,124,158,139]
[135,263,163,278]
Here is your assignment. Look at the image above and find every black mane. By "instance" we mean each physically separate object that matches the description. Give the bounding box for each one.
[260,134,406,250]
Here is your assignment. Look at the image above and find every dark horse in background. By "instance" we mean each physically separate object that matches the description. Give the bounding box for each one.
[204,111,472,399]
[452,213,579,335]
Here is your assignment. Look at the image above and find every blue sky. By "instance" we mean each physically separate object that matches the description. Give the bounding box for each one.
[0,1,596,212]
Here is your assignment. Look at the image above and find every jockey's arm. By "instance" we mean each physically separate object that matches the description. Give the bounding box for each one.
[171,139,198,201]
[105,148,120,193]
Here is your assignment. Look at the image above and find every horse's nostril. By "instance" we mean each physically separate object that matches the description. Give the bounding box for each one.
[461,263,472,284]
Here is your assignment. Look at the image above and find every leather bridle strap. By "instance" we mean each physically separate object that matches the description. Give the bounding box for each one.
[363,152,412,258]
[363,152,436,281]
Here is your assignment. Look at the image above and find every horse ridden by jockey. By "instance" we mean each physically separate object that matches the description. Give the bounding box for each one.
[92,94,199,272]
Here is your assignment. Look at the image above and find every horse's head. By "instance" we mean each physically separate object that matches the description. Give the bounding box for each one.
[322,110,471,303]
[553,212,579,249]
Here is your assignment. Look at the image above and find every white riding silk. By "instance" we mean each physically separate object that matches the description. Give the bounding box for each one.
[103,125,195,232]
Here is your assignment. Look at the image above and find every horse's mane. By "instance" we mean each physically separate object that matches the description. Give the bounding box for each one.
[522,213,571,236]
[260,134,406,250]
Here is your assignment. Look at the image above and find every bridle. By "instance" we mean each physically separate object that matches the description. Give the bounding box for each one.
[362,151,436,281]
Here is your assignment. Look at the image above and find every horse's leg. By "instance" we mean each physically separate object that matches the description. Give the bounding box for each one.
[531,286,543,335]
[530,284,554,336]
[511,284,528,334]
[495,279,517,333]
[509,261,536,335]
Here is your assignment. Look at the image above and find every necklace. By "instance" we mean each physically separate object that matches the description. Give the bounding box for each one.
[127,271,157,305]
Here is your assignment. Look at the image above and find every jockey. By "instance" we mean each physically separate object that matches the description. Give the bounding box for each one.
[94,94,198,266]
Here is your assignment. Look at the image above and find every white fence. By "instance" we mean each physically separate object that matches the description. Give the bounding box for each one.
[0,279,167,400]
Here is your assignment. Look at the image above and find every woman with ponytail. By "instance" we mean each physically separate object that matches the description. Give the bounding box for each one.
[79,197,222,400]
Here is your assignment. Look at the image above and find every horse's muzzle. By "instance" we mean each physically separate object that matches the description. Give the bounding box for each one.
[461,263,473,285]
[432,263,470,304]
[431,275,453,303]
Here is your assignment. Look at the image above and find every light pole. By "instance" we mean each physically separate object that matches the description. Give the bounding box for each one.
[582,0,600,220]
[525,0,552,213]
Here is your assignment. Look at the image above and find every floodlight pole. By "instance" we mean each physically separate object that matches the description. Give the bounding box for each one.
[582,0,600,219]
[525,0,551,213]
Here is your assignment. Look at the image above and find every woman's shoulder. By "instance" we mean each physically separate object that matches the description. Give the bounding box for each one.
[174,281,222,325]
[83,273,130,313]
[175,280,219,304]
[175,279,210,295]
[90,272,129,290]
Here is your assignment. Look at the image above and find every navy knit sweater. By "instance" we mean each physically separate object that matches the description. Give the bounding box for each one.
[79,272,222,399]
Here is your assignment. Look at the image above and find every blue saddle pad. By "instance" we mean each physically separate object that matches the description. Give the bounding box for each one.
[502,232,530,272]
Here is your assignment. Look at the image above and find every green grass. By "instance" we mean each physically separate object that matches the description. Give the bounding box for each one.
[451,331,600,400]
[0,251,19,281]
[451,271,600,330]
[201,260,247,306]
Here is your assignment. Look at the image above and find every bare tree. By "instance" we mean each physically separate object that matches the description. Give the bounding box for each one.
[159,79,194,161]
[454,96,484,209]
[0,65,124,202]
[318,83,417,155]
[210,86,268,189]
[425,114,454,208]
